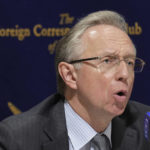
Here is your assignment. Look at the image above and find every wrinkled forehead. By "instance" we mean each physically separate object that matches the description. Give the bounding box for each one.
[80,24,136,57]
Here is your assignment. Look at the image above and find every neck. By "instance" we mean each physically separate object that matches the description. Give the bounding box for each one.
[65,91,112,132]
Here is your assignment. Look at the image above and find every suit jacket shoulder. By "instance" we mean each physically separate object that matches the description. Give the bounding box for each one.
[0,97,150,150]
[112,100,150,150]
[0,93,69,150]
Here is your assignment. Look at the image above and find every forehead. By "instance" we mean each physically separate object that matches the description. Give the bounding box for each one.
[81,25,136,57]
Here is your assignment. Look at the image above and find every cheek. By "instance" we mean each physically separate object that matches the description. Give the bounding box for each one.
[98,72,114,98]
[77,65,115,92]
[128,78,134,96]
[77,68,113,100]
[78,68,109,89]
[128,73,135,92]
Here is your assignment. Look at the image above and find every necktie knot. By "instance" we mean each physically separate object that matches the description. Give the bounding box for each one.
[91,133,111,150]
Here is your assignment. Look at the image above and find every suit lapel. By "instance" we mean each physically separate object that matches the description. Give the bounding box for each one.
[111,101,141,150]
[112,116,138,150]
[40,95,144,150]
[42,95,69,150]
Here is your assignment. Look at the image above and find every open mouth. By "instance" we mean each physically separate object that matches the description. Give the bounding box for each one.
[113,90,128,107]
[115,90,127,99]
[117,91,125,96]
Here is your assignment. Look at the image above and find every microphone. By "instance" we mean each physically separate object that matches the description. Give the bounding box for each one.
[144,112,150,140]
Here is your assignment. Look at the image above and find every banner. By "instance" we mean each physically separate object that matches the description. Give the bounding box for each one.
[0,0,150,120]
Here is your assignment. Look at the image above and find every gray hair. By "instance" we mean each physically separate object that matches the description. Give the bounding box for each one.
[55,10,128,95]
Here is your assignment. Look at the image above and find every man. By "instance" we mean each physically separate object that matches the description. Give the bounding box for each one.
[0,10,149,150]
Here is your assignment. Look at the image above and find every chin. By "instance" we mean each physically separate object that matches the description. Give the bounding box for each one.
[110,105,126,118]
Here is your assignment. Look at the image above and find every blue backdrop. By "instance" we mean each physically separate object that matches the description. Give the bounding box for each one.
[0,0,150,120]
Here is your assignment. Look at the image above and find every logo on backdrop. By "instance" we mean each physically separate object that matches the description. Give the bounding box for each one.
[7,102,22,115]
[0,13,142,55]
[0,13,74,55]
[126,22,142,35]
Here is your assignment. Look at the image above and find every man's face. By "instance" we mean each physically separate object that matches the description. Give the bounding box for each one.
[74,25,135,119]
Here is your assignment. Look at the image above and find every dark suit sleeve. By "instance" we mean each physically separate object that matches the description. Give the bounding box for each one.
[0,121,18,150]
[0,114,47,150]
[0,95,65,150]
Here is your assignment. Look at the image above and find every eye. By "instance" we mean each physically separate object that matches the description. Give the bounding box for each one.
[128,61,134,66]
[102,56,116,64]
[126,58,135,67]
[103,58,110,64]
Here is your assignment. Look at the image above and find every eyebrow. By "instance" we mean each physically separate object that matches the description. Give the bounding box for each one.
[123,54,136,58]
[100,51,136,58]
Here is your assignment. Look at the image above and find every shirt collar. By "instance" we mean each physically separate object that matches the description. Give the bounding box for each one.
[64,101,112,150]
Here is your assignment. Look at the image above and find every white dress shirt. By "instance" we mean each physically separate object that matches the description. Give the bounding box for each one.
[64,101,112,150]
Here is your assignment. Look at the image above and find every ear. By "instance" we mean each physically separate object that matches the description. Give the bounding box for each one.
[58,62,77,90]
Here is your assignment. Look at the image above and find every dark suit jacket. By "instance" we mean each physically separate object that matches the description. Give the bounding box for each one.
[0,93,150,150]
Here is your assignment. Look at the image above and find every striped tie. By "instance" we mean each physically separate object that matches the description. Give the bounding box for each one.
[91,133,111,150]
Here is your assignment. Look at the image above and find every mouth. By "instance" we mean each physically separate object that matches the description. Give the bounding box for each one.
[117,91,127,97]
[114,90,128,102]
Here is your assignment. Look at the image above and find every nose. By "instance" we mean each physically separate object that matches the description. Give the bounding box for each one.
[115,61,129,83]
